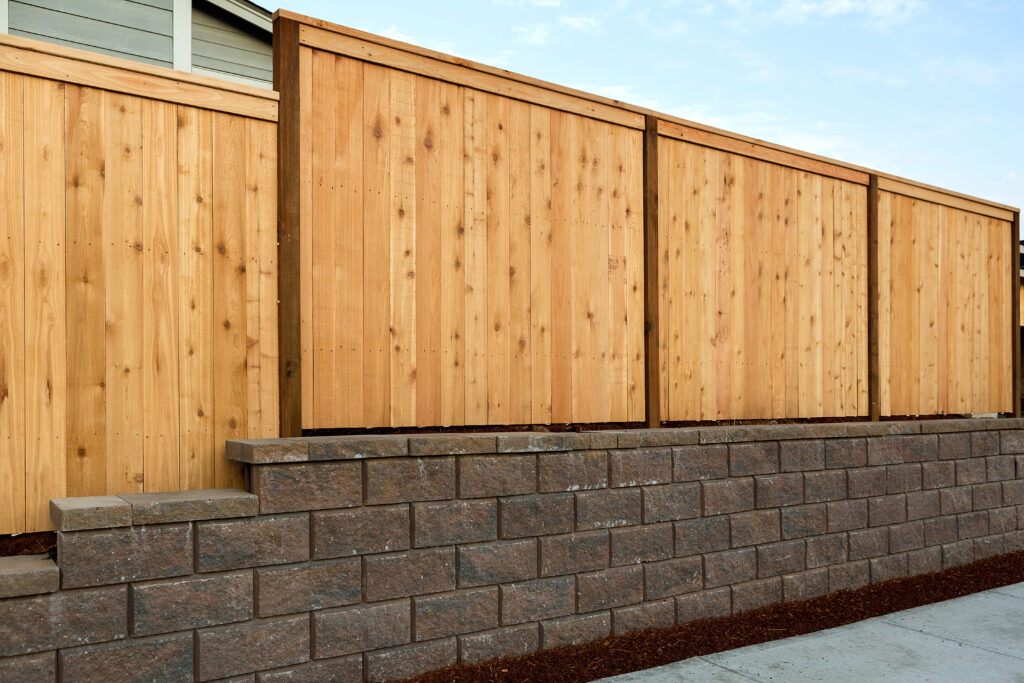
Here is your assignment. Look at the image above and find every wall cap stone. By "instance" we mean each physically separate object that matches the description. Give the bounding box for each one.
[0,554,59,599]
[50,496,132,531]
[118,489,258,525]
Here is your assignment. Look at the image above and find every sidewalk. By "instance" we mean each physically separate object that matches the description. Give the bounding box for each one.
[602,583,1024,682]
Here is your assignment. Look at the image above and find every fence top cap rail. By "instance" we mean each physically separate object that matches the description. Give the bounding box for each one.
[276,8,1017,214]
[0,33,279,120]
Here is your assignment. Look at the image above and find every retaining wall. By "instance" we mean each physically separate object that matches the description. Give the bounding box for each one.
[2,418,1024,681]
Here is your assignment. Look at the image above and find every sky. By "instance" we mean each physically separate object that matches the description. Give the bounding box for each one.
[277,0,1023,210]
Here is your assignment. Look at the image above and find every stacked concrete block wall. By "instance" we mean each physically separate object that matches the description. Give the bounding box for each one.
[1,419,1024,681]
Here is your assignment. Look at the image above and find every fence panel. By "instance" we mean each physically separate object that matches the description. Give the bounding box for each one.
[656,123,870,421]
[278,15,646,430]
[877,180,1015,416]
[0,36,279,533]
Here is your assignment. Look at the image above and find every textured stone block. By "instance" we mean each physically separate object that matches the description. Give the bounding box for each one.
[412,499,496,547]
[458,624,539,665]
[942,540,974,569]
[779,440,825,472]
[257,656,362,683]
[989,506,1018,534]
[732,577,781,613]
[363,639,457,683]
[0,652,55,682]
[364,457,455,503]
[119,489,258,524]
[848,527,888,560]
[987,455,1016,482]
[497,432,577,453]
[306,435,407,461]
[755,473,803,508]
[868,495,906,527]
[59,632,193,683]
[804,470,846,503]
[50,496,132,531]
[870,553,908,583]
[197,615,309,681]
[676,587,731,623]
[757,540,805,577]
[1001,430,1024,454]
[539,451,608,491]
[576,488,642,529]
[196,514,307,572]
[825,438,867,469]
[364,548,455,602]
[312,505,409,559]
[704,548,756,588]
[730,509,780,547]
[903,435,938,462]
[59,523,193,588]
[829,561,869,592]
[938,433,970,460]
[702,478,754,515]
[0,585,127,657]
[612,599,675,634]
[867,436,906,466]
[674,516,729,556]
[256,559,360,617]
[414,587,498,640]
[924,516,958,547]
[459,455,536,497]
[806,533,848,568]
[610,524,672,566]
[974,535,1004,560]
[409,435,495,455]
[132,571,253,636]
[940,486,973,515]
[782,568,829,602]
[673,444,729,481]
[922,461,955,489]
[577,565,643,612]
[957,511,988,539]
[541,531,609,576]
[906,490,940,521]
[826,499,867,532]
[907,546,942,576]
[971,431,999,457]
[886,464,922,494]
[499,493,574,538]
[619,428,698,449]
[847,467,887,498]
[226,438,309,464]
[782,504,827,539]
[0,554,57,599]
[729,442,779,476]
[971,482,1002,510]
[501,576,575,624]
[957,458,987,486]
[251,463,360,514]
[458,539,537,587]
[540,612,610,649]
[644,557,701,599]
[313,600,410,658]
[1004,480,1024,506]
[643,483,700,523]
[609,448,672,487]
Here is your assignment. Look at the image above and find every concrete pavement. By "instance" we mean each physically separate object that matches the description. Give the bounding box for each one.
[601,583,1024,682]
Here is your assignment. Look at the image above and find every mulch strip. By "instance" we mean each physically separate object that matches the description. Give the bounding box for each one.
[411,551,1024,683]
[0,532,56,558]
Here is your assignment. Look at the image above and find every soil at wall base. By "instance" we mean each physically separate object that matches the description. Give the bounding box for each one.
[0,532,55,558]
[408,551,1024,683]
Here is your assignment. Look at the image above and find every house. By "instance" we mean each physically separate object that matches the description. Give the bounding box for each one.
[0,0,272,88]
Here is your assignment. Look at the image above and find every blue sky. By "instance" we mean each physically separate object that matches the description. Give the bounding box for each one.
[280,0,1023,210]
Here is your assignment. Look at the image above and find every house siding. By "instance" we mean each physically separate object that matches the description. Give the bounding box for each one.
[192,1,271,87]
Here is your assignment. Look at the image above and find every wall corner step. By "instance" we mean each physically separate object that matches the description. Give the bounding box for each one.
[0,554,59,599]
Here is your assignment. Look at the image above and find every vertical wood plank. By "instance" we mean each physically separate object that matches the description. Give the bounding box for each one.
[769,163,786,418]
[625,129,645,422]
[0,72,26,534]
[783,167,799,418]
[919,200,939,414]
[529,105,552,424]
[415,75,441,426]
[714,151,733,419]
[698,146,718,420]
[142,99,180,492]
[853,186,868,415]
[508,99,532,424]
[877,191,891,416]
[1011,212,1021,416]
[362,63,392,427]
[104,90,144,496]
[867,176,880,420]
[590,119,611,423]
[244,118,263,438]
[439,81,465,426]
[660,137,677,419]
[254,119,279,437]
[936,205,949,413]
[821,176,836,417]
[607,124,627,422]
[177,106,214,490]
[549,110,573,423]
[571,114,590,422]
[24,77,66,530]
[728,157,746,418]
[211,112,247,489]
[65,83,107,497]
[463,89,488,425]
[484,93,510,424]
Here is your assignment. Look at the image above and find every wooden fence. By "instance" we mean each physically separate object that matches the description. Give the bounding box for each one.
[0,35,279,534]
[274,10,1021,434]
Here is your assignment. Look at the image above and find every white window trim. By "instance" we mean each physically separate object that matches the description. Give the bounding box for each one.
[192,64,271,89]
[172,0,191,72]
[1,0,9,33]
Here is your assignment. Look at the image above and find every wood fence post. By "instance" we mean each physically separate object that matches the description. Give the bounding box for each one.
[867,174,881,421]
[1013,210,1021,417]
[643,116,661,428]
[274,16,303,436]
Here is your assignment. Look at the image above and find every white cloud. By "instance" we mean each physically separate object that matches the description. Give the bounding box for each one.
[380,25,414,43]
[493,0,561,6]
[514,22,551,45]
[559,15,602,31]
[775,0,927,25]
[576,84,664,110]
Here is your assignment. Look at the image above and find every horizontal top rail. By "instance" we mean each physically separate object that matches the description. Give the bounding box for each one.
[0,33,278,121]
[276,9,1017,215]
[878,176,1016,222]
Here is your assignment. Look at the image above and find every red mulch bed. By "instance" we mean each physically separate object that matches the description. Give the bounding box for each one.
[410,551,1024,683]
[0,532,56,558]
